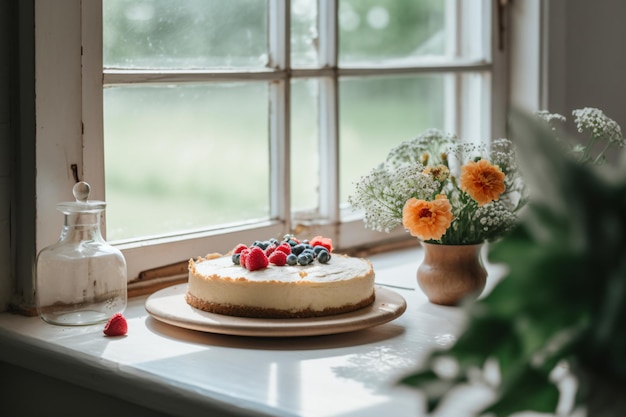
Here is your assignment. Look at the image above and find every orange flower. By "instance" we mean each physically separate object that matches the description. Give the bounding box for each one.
[402,194,453,241]
[423,165,450,182]
[459,159,506,206]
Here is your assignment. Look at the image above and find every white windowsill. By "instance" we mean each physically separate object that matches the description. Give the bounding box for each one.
[0,246,506,417]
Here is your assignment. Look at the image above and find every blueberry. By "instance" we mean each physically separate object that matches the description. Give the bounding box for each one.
[232,253,241,265]
[297,253,314,265]
[286,254,298,266]
[313,245,326,255]
[251,240,268,250]
[302,248,316,258]
[292,243,307,256]
[269,238,279,246]
[317,249,331,264]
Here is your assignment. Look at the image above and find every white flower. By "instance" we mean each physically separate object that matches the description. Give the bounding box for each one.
[473,201,518,239]
[386,129,456,169]
[536,110,566,125]
[572,107,624,146]
[349,128,526,244]
[348,163,439,233]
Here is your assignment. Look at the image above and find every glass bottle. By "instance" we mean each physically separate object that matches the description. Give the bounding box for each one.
[35,181,127,325]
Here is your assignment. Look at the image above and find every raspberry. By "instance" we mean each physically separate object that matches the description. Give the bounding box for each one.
[275,242,292,255]
[268,250,287,266]
[239,248,250,268]
[103,313,128,337]
[232,244,248,254]
[246,246,269,271]
[264,245,277,257]
[310,235,333,253]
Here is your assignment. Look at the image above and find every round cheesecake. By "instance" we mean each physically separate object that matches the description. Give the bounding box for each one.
[186,253,375,318]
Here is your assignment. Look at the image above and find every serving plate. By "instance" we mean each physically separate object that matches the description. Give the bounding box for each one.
[145,284,406,337]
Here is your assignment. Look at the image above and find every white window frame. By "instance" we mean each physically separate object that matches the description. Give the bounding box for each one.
[34,0,507,284]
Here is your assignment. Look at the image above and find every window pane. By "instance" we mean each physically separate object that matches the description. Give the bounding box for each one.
[339,75,445,204]
[339,0,447,65]
[103,83,269,241]
[291,78,320,214]
[103,0,268,69]
[291,0,319,68]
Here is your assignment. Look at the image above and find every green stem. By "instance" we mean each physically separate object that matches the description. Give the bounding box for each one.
[593,141,612,164]
[579,136,598,163]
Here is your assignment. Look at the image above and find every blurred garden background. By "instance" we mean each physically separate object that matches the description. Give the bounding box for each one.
[102,0,449,241]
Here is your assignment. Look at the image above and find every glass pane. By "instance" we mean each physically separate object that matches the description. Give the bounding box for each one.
[291,79,320,213]
[339,75,445,204]
[103,0,268,69]
[291,0,319,68]
[103,83,269,241]
[339,0,447,65]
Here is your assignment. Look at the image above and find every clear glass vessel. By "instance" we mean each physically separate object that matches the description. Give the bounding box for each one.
[35,181,127,325]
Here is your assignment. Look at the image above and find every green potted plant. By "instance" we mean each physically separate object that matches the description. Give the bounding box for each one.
[400,108,626,417]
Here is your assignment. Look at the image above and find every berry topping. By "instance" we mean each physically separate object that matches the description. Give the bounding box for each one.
[312,246,326,256]
[233,244,248,254]
[292,243,308,256]
[103,313,128,337]
[239,248,250,269]
[268,250,287,266]
[246,246,269,271]
[251,240,269,250]
[297,252,314,265]
[275,242,292,255]
[310,236,333,253]
[283,234,300,246]
[264,245,277,257]
[286,253,298,265]
[231,235,335,269]
[317,249,331,264]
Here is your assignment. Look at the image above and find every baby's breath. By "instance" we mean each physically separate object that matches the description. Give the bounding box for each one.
[349,163,439,233]
[386,129,456,169]
[573,107,624,145]
[474,201,518,241]
[537,107,624,165]
[349,129,526,244]
[536,110,567,126]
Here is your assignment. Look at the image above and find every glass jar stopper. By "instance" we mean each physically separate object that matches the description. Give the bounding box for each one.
[73,181,91,203]
[57,181,106,213]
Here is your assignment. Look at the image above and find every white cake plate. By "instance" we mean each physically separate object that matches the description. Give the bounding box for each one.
[145,284,407,337]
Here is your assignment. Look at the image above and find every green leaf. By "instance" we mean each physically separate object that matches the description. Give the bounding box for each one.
[447,315,513,368]
[400,369,463,412]
[484,365,559,417]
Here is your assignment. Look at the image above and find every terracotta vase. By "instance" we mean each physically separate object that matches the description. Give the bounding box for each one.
[417,242,487,306]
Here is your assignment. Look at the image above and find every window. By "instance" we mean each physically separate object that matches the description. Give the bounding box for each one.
[35,0,505,283]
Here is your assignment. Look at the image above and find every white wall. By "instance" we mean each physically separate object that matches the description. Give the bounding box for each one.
[545,0,626,137]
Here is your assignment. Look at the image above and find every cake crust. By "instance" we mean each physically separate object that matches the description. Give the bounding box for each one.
[185,292,376,319]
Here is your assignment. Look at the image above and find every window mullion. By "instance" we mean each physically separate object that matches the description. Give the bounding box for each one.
[444,0,460,135]
[82,0,105,210]
[317,0,339,224]
[268,0,291,231]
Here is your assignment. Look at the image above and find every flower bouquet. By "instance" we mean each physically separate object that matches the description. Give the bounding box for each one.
[349,129,528,305]
[348,129,527,245]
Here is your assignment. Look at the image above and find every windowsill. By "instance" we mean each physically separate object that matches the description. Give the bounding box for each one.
[0,246,506,417]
